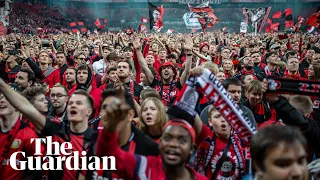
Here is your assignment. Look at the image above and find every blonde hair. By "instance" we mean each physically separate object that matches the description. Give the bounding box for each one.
[221,59,235,76]
[139,97,168,135]
[202,62,219,75]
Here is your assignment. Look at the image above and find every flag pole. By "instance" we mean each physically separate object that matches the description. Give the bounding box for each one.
[255,22,257,35]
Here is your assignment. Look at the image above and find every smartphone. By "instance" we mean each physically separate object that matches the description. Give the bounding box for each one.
[8,49,19,55]
[42,40,50,47]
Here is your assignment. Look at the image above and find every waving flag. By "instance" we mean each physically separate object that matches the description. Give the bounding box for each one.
[284,8,294,29]
[243,6,271,33]
[188,2,218,32]
[149,2,164,31]
[94,18,107,31]
[70,21,87,33]
[306,12,320,28]
[141,17,149,23]
[138,24,147,33]
[267,8,294,32]
[167,29,174,34]
[183,12,202,29]
[293,16,305,32]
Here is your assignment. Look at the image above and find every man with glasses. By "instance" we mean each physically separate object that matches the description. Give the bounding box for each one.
[47,84,69,122]
[75,53,87,68]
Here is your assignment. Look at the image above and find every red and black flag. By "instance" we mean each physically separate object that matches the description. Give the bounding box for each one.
[148,2,164,31]
[243,6,271,33]
[284,8,294,29]
[188,2,218,32]
[268,8,294,31]
[94,18,107,31]
[266,18,280,33]
[141,17,149,23]
[306,12,320,28]
[70,22,78,33]
[70,21,87,33]
[138,24,147,33]
[293,16,305,32]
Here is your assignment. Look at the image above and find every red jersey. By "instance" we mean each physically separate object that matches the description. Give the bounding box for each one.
[0,118,44,180]
[42,68,60,88]
[151,79,181,107]
[193,124,245,180]
[96,130,208,180]
[69,86,102,117]
[42,117,95,180]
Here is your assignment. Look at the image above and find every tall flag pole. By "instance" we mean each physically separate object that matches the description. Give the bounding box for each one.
[148,2,164,32]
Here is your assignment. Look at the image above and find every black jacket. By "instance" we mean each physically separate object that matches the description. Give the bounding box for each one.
[273,97,320,158]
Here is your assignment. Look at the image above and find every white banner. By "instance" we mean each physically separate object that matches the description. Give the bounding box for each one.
[240,22,247,33]
[183,12,202,29]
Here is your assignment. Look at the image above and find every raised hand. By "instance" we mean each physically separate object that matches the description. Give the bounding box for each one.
[184,39,194,51]
[101,90,131,132]
[132,37,142,50]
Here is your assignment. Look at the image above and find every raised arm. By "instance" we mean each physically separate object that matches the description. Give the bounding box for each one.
[96,95,137,179]
[132,38,154,85]
[0,78,46,131]
[180,40,193,86]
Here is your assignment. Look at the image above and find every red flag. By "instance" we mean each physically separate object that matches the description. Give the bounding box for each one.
[141,17,149,23]
[284,8,294,28]
[70,22,78,33]
[306,12,320,28]
[272,11,282,19]
[188,2,218,32]
[138,24,147,33]
[95,18,107,31]
[149,3,164,31]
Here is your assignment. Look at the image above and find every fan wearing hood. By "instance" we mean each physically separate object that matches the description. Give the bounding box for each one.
[68,64,102,118]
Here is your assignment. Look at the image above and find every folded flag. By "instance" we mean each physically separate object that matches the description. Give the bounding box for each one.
[149,2,164,31]
[141,17,149,23]
[243,6,271,33]
[94,18,107,31]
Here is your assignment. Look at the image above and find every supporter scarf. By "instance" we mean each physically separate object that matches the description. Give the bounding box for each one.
[267,76,320,96]
[168,69,257,145]
[193,133,244,179]
[240,68,254,76]
[198,69,257,144]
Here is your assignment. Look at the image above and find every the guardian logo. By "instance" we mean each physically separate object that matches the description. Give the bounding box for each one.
[9,136,116,171]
